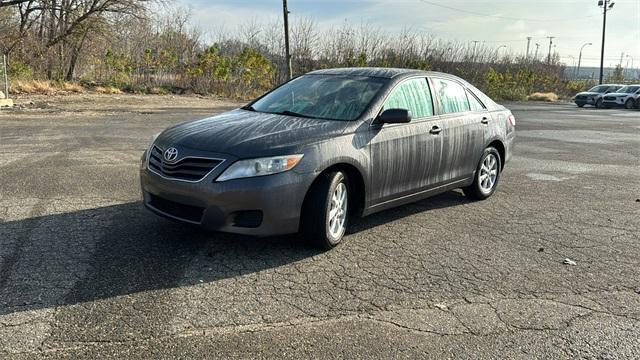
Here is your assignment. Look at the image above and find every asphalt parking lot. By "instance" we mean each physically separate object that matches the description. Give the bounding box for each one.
[1,96,639,358]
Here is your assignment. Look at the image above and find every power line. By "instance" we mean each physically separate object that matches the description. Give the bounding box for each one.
[417,0,599,22]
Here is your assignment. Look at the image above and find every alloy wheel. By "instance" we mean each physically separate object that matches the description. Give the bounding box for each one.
[479,154,498,193]
[328,182,348,238]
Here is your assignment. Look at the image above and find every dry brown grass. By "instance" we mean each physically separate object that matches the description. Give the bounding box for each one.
[94,86,123,94]
[528,92,559,102]
[149,86,169,95]
[62,82,85,93]
[10,80,87,95]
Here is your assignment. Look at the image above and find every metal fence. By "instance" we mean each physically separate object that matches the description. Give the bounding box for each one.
[1,55,8,99]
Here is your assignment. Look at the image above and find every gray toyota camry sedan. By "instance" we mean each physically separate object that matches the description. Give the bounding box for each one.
[140,68,515,249]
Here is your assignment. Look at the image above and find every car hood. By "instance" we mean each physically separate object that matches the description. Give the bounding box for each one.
[156,109,349,157]
[576,92,602,96]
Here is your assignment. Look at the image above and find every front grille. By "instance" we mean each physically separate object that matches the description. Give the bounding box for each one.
[576,95,587,100]
[148,146,223,182]
[148,193,204,223]
[604,96,616,101]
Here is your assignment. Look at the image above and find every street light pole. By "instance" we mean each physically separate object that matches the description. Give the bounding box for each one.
[497,45,507,59]
[576,42,592,79]
[282,0,292,80]
[546,36,555,64]
[598,0,615,84]
[568,55,576,77]
[626,55,635,79]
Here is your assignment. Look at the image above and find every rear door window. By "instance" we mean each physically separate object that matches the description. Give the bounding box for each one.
[432,78,471,114]
[383,78,434,119]
[467,90,485,111]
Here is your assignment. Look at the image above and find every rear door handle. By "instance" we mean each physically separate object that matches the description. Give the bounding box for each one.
[429,125,442,135]
[481,117,489,125]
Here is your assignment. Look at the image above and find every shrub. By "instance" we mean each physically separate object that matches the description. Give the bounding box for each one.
[7,59,34,79]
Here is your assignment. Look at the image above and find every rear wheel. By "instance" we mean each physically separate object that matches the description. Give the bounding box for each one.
[625,98,635,110]
[464,147,501,200]
[302,171,349,250]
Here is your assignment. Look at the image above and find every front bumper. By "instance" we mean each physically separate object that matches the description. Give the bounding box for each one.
[602,99,626,107]
[575,97,597,106]
[140,163,315,237]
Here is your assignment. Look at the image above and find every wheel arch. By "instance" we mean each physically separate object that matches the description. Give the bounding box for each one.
[486,139,506,170]
[301,162,367,219]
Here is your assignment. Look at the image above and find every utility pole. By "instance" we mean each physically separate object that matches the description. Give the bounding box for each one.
[526,37,532,59]
[282,0,292,80]
[598,0,615,84]
[534,43,540,60]
[576,42,592,79]
[546,36,555,64]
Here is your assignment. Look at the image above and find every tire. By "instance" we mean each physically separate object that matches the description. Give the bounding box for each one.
[577,104,585,108]
[301,171,349,250]
[595,98,603,108]
[625,98,635,110]
[463,147,502,201]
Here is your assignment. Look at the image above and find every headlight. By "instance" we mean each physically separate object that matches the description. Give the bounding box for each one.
[216,155,304,182]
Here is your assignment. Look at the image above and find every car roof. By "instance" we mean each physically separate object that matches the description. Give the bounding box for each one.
[308,67,452,80]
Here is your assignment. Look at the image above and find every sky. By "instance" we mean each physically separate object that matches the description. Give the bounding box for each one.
[176,0,640,68]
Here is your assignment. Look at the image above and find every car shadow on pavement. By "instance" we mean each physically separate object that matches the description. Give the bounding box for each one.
[0,190,470,316]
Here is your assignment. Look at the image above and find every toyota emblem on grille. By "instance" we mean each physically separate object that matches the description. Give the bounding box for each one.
[164,147,179,162]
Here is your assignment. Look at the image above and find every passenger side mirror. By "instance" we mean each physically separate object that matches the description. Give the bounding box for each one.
[377,109,412,124]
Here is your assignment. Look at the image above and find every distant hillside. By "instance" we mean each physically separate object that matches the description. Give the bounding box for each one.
[566,66,640,81]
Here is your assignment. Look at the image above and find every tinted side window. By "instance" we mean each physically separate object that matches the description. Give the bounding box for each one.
[383,78,434,119]
[432,78,470,114]
[467,90,485,111]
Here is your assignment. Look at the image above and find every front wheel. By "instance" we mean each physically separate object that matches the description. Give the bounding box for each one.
[595,98,603,108]
[577,104,585,108]
[302,171,349,250]
[463,147,502,200]
[625,98,635,110]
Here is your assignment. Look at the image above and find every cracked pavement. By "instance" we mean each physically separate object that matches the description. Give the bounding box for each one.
[1,96,639,358]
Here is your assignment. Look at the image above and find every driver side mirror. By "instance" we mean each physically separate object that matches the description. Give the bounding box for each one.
[377,109,412,124]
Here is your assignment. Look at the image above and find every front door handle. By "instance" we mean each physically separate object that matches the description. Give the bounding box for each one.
[429,125,442,135]
[481,117,489,125]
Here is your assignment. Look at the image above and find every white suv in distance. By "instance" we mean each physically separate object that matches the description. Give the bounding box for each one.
[574,84,623,108]
[602,85,640,109]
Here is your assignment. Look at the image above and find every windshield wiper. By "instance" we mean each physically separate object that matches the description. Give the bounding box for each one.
[275,110,318,119]
[242,105,256,111]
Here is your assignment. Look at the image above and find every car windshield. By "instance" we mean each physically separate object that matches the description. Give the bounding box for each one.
[248,74,388,121]
[588,85,610,93]
[617,86,640,94]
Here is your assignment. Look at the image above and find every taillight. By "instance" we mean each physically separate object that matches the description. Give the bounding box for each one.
[508,114,516,126]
